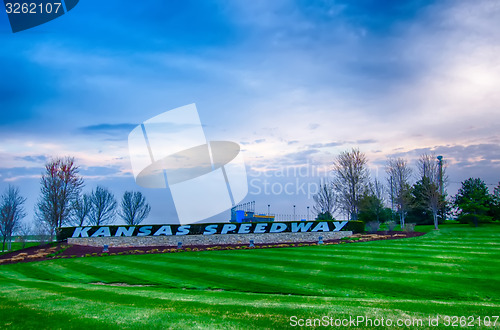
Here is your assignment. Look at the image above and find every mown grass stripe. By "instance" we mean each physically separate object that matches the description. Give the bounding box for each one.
[258,243,500,261]
[0,280,297,329]
[172,248,500,279]
[97,251,498,301]
[237,247,500,270]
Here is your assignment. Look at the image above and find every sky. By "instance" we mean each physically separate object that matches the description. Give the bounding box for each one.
[1,0,500,226]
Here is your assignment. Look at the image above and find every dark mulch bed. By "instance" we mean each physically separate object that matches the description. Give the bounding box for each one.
[0,231,426,265]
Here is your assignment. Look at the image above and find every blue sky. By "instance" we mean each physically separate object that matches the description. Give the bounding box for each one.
[1,0,500,225]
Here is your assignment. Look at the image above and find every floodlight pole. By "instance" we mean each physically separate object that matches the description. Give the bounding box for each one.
[437,155,444,195]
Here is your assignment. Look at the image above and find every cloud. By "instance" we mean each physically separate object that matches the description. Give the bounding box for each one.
[357,139,377,144]
[80,166,124,178]
[16,155,48,163]
[1,0,500,218]
[78,123,137,135]
[393,144,500,168]
[307,142,344,149]
[0,166,42,182]
[277,149,321,166]
[380,142,500,194]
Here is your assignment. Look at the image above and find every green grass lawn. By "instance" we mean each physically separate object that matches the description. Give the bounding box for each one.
[0,224,499,329]
[0,242,42,255]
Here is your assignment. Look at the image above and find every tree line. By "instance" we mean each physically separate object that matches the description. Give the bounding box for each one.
[2,152,499,251]
[313,148,500,229]
[0,157,151,251]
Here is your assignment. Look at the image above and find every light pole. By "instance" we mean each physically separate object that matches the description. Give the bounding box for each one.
[268,204,270,215]
[307,206,310,221]
[437,155,444,195]
[293,205,296,221]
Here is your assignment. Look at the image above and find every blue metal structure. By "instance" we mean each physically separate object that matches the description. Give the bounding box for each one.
[230,201,275,223]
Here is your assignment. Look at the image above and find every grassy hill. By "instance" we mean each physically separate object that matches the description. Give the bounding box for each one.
[0,224,499,329]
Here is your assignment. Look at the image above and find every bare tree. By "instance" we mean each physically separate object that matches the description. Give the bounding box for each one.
[424,178,442,230]
[417,154,439,183]
[417,154,447,230]
[0,185,26,251]
[313,181,337,219]
[370,177,386,203]
[119,191,151,225]
[88,186,117,226]
[16,221,32,249]
[70,193,92,226]
[35,221,52,245]
[36,157,84,236]
[333,148,370,220]
[386,157,412,228]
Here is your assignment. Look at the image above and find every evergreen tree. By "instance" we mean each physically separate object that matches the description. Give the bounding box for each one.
[408,178,447,226]
[358,192,392,224]
[453,178,493,226]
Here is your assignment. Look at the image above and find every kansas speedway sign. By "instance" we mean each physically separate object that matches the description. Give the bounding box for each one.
[59,221,348,240]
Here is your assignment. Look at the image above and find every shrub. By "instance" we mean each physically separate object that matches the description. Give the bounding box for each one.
[366,221,380,233]
[404,223,416,232]
[316,212,334,220]
[385,221,397,231]
[343,220,365,233]
[458,214,492,226]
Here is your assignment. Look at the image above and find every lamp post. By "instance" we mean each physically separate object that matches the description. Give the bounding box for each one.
[437,155,444,195]
[293,205,296,221]
[268,204,270,215]
[307,206,310,221]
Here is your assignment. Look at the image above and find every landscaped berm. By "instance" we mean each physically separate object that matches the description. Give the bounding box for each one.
[0,224,499,329]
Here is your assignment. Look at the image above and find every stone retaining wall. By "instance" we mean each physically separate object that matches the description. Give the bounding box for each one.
[68,231,353,247]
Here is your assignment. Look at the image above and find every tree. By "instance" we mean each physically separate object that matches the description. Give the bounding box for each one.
[359,193,387,223]
[491,182,500,221]
[423,178,443,230]
[313,181,337,220]
[386,157,412,228]
[88,186,117,226]
[358,178,391,223]
[70,193,92,226]
[453,178,493,226]
[417,154,439,184]
[17,221,32,249]
[333,148,370,220]
[371,177,386,204]
[119,191,151,225]
[409,177,447,226]
[493,182,500,200]
[0,185,26,251]
[415,154,448,229]
[36,157,84,236]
